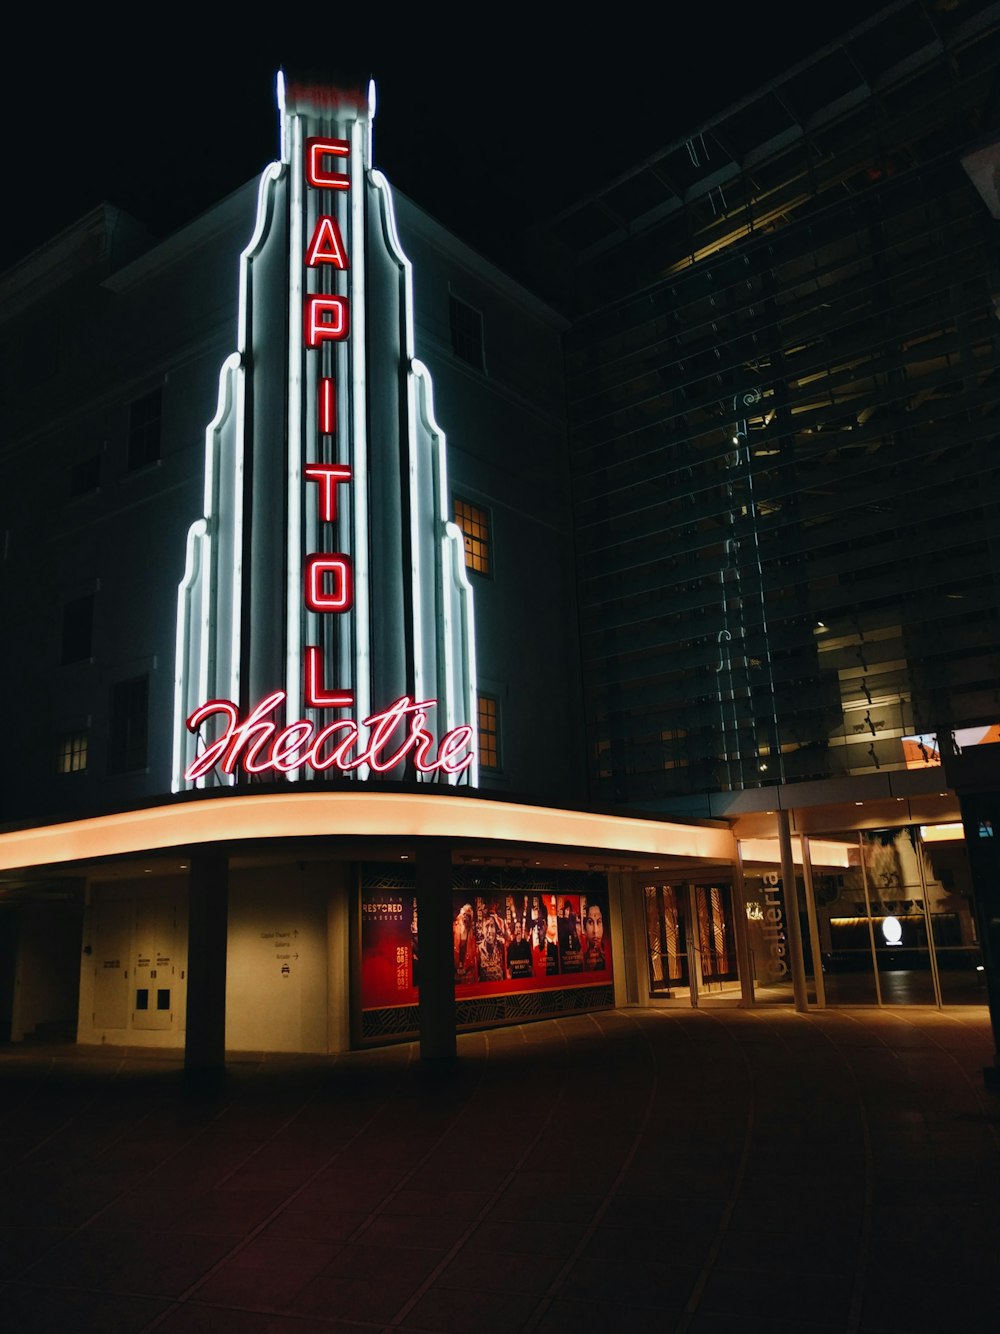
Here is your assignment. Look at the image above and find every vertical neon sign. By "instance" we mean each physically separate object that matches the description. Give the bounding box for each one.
[301,135,354,715]
[172,76,478,789]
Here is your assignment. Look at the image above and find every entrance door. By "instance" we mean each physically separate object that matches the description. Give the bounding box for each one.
[693,884,740,998]
[643,882,740,1004]
[644,884,689,999]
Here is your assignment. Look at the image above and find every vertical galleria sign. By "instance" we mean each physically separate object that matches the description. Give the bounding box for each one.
[173,77,477,788]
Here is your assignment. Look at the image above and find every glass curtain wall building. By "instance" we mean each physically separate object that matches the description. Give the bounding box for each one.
[540,1,1000,801]
[530,1,1000,1030]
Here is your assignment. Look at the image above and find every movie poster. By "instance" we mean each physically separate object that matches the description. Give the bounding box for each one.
[360,880,611,1013]
[450,887,611,996]
[360,891,419,1008]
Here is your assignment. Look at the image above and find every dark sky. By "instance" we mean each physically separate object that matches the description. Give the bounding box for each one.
[3,5,880,275]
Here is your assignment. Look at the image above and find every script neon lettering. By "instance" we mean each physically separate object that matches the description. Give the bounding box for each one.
[184,692,475,781]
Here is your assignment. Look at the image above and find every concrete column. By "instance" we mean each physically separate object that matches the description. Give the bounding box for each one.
[185,849,229,1080]
[777,810,808,1012]
[416,839,455,1062]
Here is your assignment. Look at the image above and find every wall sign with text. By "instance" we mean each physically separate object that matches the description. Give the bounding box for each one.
[174,77,476,791]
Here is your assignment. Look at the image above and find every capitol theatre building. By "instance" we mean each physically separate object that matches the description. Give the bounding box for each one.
[4,3,1000,1082]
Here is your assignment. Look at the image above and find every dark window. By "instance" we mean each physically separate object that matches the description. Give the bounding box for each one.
[453,497,491,575]
[56,731,88,774]
[21,320,57,388]
[477,694,500,770]
[70,454,101,497]
[135,989,149,1010]
[449,295,485,371]
[128,388,162,470]
[61,593,94,664]
[110,675,149,773]
[156,989,171,1011]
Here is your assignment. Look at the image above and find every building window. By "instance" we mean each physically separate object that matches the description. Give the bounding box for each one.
[21,319,57,388]
[449,295,485,371]
[56,731,88,775]
[109,675,149,773]
[61,593,94,665]
[477,694,500,770]
[128,388,162,471]
[70,453,101,498]
[453,497,491,575]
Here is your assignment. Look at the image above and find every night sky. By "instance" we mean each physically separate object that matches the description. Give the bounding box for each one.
[4,6,879,277]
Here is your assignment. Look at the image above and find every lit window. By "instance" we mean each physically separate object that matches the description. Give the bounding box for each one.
[56,732,88,774]
[61,593,94,665]
[453,497,491,575]
[449,295,485,371]
[110,676,149,773]
[128,388,162,471]
[477,694,500,770]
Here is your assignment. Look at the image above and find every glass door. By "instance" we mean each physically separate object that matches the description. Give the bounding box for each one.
[644,884,691,1000]
[643,882,741,1004]
[694,884,740,998]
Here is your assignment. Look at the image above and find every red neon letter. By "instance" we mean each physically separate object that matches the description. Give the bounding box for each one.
[185,699,239,781]
[306,136,350,189]
[318,379,336,435]
[305,554,353,612]
[305,296,349,348]
[305,462,352,521]
[435,725,476,775]
[305,215,349,269]
[304,646,353,708]
[308,719,363,771]
[361,696,428,773]
[269,720,315,773]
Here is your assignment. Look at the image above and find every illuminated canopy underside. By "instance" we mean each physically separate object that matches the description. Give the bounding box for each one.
[0,793,735,872]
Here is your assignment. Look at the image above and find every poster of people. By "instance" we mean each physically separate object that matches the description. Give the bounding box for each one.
[360,883,611,1011]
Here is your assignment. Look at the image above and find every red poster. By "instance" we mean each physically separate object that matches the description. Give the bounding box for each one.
[360,891,418,1008]
[360,881,611,1015]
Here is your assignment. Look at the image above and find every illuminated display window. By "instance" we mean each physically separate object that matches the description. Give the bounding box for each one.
[453,497,491,575]
[109,675,149,773]
[127,388,162,471]
[449,294,485,371]
[56,731,88,775]
[61,593,94,665]
[69,453,101,498]
[477,694,501,770]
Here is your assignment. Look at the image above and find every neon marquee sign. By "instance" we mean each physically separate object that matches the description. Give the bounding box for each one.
[186,692,474,780]
[177,86,475,786]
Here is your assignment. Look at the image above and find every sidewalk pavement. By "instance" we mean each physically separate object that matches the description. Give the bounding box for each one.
[0,1006,997,1334]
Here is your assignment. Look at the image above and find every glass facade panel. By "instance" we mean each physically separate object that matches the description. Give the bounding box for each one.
[806,826,984,1006]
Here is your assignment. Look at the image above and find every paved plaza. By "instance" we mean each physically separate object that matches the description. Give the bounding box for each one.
[0,1006,997,1333]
